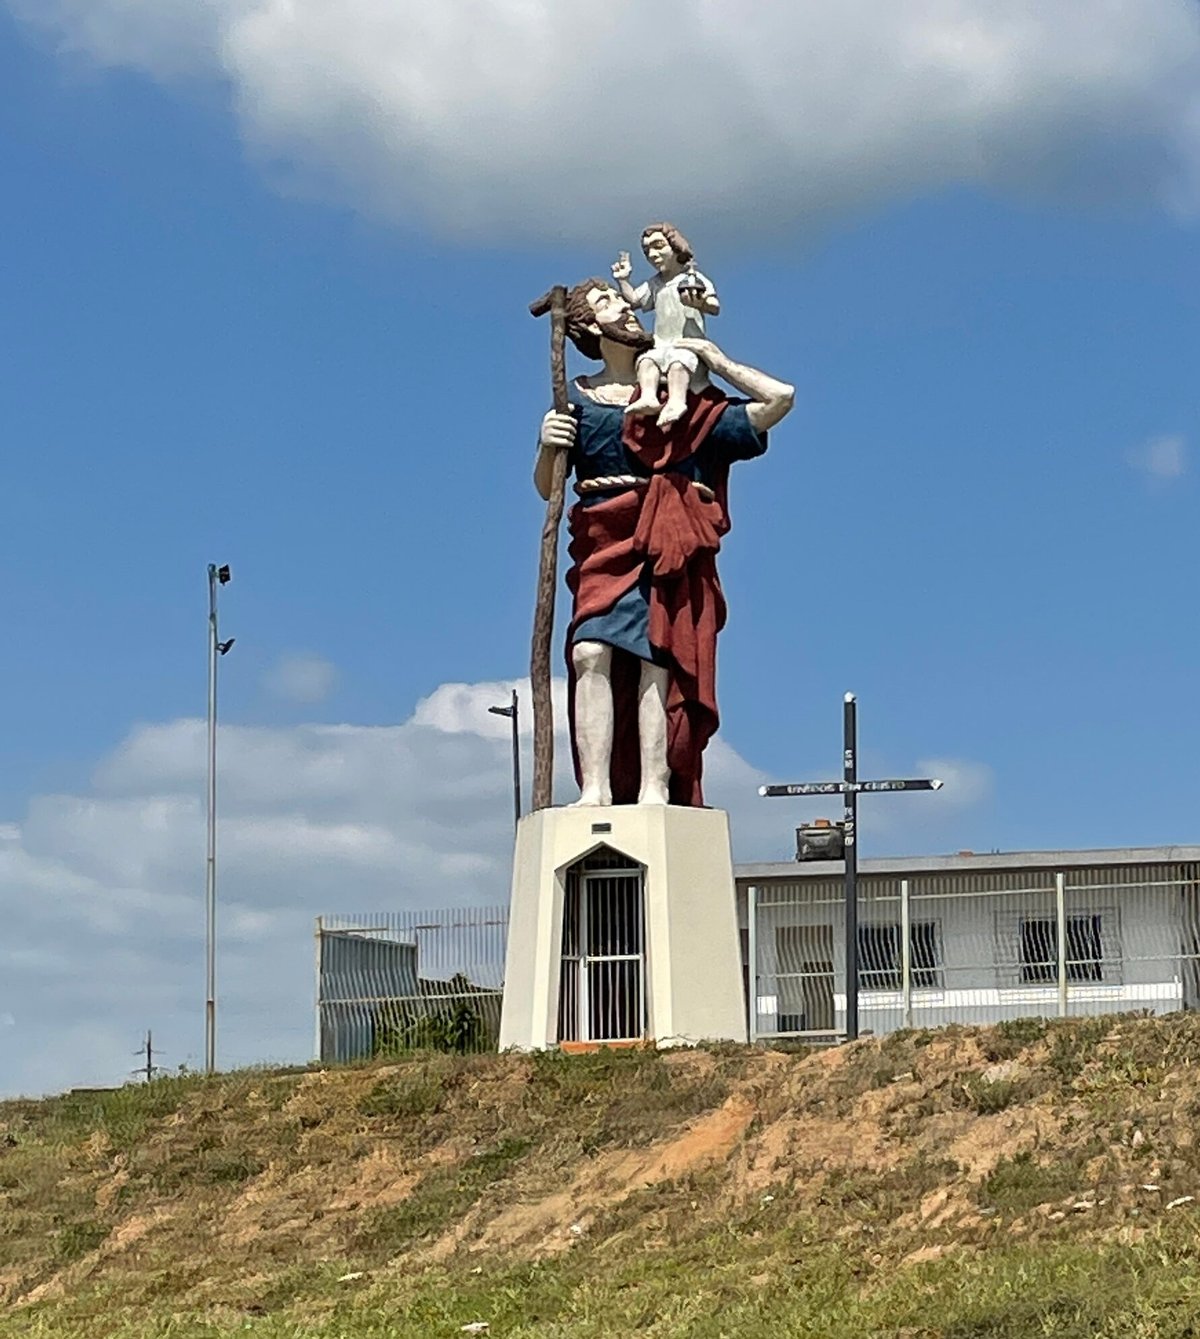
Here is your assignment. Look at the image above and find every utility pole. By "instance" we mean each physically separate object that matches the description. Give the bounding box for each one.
[760,693,943,1042]
[132,1030,165,1083]
[206,563,234,1076]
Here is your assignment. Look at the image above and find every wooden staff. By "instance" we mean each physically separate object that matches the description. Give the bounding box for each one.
[528,284,570,812]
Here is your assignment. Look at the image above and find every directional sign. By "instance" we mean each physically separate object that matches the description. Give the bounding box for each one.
[758,694,944,1043]
[759,779,943,798]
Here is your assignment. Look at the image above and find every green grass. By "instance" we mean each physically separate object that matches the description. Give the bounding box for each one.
[357,1062,453,1121]
[52,1219,109,1264]
[7,1020,1200,1337]
[978,1149,1099,1216]
[353,1137,533,1260]
[982,1016,1050,1060]
[8,1223,1200,1338]
[2,1074,216,1152]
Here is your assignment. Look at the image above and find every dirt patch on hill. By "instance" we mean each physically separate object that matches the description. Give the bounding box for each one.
[449,1092,757,1258]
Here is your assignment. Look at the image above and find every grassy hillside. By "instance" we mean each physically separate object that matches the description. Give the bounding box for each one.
[4,1014,1200,1337]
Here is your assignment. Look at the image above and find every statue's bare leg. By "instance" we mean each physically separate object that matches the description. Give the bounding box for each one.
[625,358,662,417]
[569,640,613,806]
[637,660,671,805]
[656,362,690,429]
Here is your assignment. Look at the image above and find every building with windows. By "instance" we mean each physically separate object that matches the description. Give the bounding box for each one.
[736,845,1200,1042]
[316,845,1200,1058]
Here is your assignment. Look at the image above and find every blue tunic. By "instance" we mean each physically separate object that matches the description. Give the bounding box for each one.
[569,395,767,660]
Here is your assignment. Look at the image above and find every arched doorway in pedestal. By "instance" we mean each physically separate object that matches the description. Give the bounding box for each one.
[556,845,646,1046]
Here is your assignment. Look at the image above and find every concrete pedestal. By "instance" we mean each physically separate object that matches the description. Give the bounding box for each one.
[499,805,748,1051]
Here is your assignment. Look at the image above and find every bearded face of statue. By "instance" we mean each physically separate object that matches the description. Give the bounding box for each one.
[564,279,653,360]
[584,285,653,352]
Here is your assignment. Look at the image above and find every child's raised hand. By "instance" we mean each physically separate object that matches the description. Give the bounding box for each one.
[611,251,632,282]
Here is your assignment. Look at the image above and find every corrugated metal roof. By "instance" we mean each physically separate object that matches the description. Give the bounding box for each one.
[734,844,1200,882]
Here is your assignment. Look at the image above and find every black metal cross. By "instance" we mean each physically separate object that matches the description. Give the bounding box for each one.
[759,693,943,1042]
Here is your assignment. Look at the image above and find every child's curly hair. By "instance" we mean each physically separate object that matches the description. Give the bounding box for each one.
[641,222,694,264]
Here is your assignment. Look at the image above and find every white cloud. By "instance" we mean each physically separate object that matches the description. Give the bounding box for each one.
[0,677,989,1100]
[262,652,339,705]
[1127,433,1188,481]
[8,1,1200,241]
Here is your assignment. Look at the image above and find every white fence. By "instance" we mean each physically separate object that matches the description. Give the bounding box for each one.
[746,861,1200,1042]
[315,907,507,1062]
[315,860,1200,1059]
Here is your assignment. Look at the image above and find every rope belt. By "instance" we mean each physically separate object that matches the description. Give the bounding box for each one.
[575,475,716,503]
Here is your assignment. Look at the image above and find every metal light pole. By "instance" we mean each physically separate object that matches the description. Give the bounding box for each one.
[205,563,234,1076]
[488,689,521,831]
[760,693,943,1043]
[842,693,859,1042]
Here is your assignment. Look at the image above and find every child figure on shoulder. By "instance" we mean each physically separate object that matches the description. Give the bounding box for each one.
[612,222,720,429]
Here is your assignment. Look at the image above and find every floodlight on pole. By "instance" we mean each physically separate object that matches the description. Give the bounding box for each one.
[488,688,522,832]
[205,563,234,1077]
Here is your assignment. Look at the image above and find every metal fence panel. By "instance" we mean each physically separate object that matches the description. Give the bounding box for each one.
[747,862,1200,1040]
[318,860,1200,1060]
[316,907,508,1062]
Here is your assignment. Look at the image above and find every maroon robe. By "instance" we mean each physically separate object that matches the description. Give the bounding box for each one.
[565,388,739,807]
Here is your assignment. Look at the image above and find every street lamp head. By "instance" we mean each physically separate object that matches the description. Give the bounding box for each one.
[217,565,232,585]
[930,778,944,790]
[217,638,235,656]
[488,705,515,719]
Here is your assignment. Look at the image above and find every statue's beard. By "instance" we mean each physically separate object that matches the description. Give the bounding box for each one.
[598,315,653,352]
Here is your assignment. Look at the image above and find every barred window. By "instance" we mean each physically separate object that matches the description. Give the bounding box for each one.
[858,921,942,991]
[911,921,941,989]
[859,924,900,990]
[1019,915,1103,984]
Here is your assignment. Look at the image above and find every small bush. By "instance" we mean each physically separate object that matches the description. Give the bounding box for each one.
[982,1016,1049,1060]
[54,1219,108,1263]
[980,1150,1081,1214]
[958,1076,1021,1114]
[1046,1016,1118,1083]
[358,1069,449,1121]
[996,1017,1049,1047]
[201,1151,266,1185]
[374,997,498,1057]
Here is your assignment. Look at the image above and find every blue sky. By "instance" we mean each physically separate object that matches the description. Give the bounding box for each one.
[2,1,1200,1094]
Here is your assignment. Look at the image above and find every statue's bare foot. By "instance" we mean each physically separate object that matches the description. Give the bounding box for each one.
[624,397,660,417]
[656,400,686,429]
[637,784,670,806]
[569,788,612,808]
